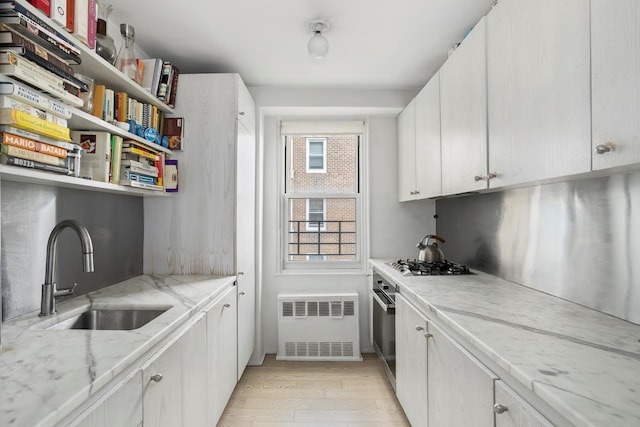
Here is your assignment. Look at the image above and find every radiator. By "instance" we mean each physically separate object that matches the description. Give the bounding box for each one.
[277,292,362,361]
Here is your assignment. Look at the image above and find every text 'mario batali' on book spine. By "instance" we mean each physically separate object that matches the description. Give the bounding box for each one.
[2,131,68,158]
[0,124,77,150]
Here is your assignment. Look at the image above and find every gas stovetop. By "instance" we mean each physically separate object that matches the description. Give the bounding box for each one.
[389,259,473,276]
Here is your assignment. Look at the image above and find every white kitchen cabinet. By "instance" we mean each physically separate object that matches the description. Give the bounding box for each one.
[415,72,442,199]
[236,81,257,380]
[143,73,257,379]
[206,285,238,423]
[398,73,442,201]
[591,0,640,170]
[427,321,496,427]
[70,370,143,427]
[398,99,416,202]
[494,380,554,427]
[487,0,591,187]
[142,316,208,427]
[440,17,488,195]
[395,294,428,427]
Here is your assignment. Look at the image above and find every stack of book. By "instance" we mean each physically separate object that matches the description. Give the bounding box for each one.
[141,58,179,108]
[0,87,80,175]
[120,138,164,191]
[0,1,85,108]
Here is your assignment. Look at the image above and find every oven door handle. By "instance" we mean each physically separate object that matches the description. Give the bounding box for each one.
[371,288,391,312]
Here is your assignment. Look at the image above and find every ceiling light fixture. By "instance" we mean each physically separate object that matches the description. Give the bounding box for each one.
[307,20,330,59]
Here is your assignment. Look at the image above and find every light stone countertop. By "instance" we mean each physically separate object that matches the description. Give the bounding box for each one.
[369,259,640,427]
[0,274,235,427]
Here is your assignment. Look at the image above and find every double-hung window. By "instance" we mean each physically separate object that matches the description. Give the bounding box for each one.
[281,120,365,270]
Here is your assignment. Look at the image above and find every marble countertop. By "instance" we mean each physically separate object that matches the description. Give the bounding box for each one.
[0,274,235,427]
[370,259,640,427]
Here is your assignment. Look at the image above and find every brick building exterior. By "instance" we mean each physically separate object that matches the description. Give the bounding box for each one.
[288,135,358,261]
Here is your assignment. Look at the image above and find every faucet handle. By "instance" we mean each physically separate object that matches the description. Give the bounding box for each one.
[54,283,77,297]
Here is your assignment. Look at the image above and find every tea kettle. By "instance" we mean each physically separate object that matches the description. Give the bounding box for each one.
[416,234,445,262]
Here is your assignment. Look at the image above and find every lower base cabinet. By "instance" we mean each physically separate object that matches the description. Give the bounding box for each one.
[207,285,239,422]
[142,316,208,427]
[494,380,554,427]
[395,291,554,427]
[395,294,428,427]
[65,284,239,427]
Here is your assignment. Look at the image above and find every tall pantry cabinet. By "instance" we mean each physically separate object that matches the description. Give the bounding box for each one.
[143,73,257,380]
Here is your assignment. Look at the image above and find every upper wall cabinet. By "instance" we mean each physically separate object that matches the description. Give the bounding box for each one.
[486,0,591,187]
[398,73,442,202]
[415,72,442,199]
[398,99,417,202]
[591,0,640,170]
[440,17,488,195]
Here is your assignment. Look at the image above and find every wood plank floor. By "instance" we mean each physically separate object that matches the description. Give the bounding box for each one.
[217,353,411,427]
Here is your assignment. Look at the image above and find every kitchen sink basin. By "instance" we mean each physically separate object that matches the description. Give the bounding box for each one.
[45,307,170,331]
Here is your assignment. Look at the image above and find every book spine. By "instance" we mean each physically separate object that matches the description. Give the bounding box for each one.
[0,124,76,149]
[65,0,74,32]
[1,26,74,74]
[27,0,50,16]
[14,47,87,90]
[120,179,164,191]
[2,131,67,157]
[86,0,94,49]
[0,56,83,107]
[72,0,87,44]
[0,81,72,118]
[167,65,179,108]
[5,109,71,141]
[156,62,171,100]
[121,145,158,161]
[1,152,70,174]
[124,163,158,177]
[1,142,66,166]
[103,87,113,121]
[0,95,67,126]
[110,134,122,184]
[50,0,65,27]
[155,151,164,187]
[11,2,79,54]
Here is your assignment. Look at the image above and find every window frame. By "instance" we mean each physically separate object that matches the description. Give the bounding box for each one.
[306,137,327,173]
[279,128,367,273]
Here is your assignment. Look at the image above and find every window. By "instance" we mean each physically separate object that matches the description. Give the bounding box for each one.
[281,120,365,271]
[306,198,326,230]
[306,138,326,172]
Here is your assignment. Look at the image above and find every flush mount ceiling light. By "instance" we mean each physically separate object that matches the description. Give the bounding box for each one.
[307,20,330,59]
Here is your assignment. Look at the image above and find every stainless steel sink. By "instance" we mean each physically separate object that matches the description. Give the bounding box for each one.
[46,307,170,331]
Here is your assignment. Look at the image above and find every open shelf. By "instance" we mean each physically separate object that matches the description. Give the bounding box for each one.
[0,164,168,197]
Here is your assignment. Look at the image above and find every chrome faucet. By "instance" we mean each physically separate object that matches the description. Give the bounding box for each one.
[40,219,95,316]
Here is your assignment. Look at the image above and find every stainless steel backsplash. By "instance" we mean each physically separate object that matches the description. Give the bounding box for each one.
[436,171,640,325]
[1,181,143,321]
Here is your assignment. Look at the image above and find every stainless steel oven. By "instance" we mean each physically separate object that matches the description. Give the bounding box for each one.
[371,272,397,389]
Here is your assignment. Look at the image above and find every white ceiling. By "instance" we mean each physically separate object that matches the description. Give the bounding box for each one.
[105,0,495,91]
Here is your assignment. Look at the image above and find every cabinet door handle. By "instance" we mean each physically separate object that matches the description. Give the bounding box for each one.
[493,404,508,414]
[239,291,245,296]
[488,172,498,180]
[238,111,245,116]
[223,303,231,308]
[474,175,486,182]
[423,332,433,339]
[415,325,424,331]
[595,143,614,154]
[150,374,163,383]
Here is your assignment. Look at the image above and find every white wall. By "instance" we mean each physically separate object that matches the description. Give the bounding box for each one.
[252,87,436,357]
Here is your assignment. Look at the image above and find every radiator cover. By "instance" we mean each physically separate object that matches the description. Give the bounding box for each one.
[277,292,362,361]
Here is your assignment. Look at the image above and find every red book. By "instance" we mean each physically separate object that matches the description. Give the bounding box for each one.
[28,0,50,16]
[66,0,75,32]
